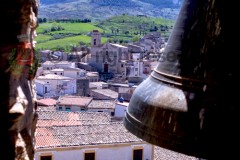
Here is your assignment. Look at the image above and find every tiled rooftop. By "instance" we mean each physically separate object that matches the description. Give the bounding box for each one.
[35,111,144,149]
[91,89,118,99]
[36,122,144,149]
[37,111,111,126]
[35,111,200,159]
[154,146,198,160]
[88,100,115,109]
[57,96,92,106]
[37,98,57,106]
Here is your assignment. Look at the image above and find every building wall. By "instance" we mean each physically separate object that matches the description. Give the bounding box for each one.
[89,43,128,74]
[63,79,77,95]
[57,105,85,111]
[64,69,86,79]
[77,78,89,96]
[87,108,114,115]
[35,143,153,160]
[115,104,127,117]
[35,81,51,96]
[50,70,64,76]
[37,79,76,97]
[42,64,55,70]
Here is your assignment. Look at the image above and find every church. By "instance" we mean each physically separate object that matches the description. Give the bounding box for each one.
[87,30,129,76]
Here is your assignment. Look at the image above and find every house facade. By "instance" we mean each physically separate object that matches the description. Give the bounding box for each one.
[36,74,76,97]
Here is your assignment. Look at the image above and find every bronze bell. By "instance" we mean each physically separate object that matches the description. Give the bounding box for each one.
[124,0,238,159]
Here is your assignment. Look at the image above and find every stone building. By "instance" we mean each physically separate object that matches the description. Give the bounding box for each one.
[87,30,129,76]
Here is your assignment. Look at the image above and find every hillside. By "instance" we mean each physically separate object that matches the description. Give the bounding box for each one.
[39,0,182,21]
[35,14,175,51]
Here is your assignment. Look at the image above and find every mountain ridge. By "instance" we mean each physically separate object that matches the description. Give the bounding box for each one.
[39,0,182,21]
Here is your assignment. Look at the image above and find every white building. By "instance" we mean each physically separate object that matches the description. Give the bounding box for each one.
[35,79,51,98]
[34,111,153,160]
[36,74,76,97]
[114,101,129,118]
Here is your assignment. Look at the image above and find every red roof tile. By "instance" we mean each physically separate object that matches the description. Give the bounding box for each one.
[57,96,92,106]
[37,98,57,106]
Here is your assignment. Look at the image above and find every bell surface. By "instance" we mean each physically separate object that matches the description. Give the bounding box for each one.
[123,0,236,159]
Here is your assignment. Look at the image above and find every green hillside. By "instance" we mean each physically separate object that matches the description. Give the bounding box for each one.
[35,15,175,51]
[35,22,104,51]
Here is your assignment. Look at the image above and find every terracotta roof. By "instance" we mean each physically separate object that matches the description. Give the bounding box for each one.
[91,89,118,99]
[88,100,115,109]
[57,96,92,106]
[37,111,111,127]
[37,98,57,106]
[35,111,144,149]
[154,146,198,160]
[35,122,144,149]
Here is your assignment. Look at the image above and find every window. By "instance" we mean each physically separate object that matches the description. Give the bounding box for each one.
[59,106,62,111]
[44,86,48,93]
[93,39,96,45]
[40,155,52,160]
[84,152,95,160]
[66,107,71,111]
[133,149,143,160]
[132,146,143,160]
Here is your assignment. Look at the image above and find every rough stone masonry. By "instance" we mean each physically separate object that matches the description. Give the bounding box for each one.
[0,0,39,159]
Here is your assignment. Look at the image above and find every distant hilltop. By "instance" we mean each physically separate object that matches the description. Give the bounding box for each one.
[39,0,182,21]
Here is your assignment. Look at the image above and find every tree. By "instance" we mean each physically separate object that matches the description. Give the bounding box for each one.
[43,17,47,23]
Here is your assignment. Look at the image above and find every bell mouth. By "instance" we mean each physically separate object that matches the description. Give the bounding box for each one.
[123,75,212,159]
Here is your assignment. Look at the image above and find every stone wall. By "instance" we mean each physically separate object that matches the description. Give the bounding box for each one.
[0,0,39,159]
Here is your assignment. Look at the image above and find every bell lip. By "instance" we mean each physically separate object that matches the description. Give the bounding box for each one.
[123,111,209,159]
